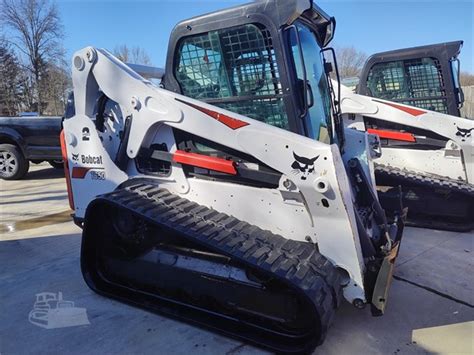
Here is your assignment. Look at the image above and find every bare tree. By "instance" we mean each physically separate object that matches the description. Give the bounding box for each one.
[113,44,152,65]
[335,46,367,79]
[0,0,64,114]
[460,72,474,86]
[18,74,36,112]
[41,62,70,115]
[0,42,22,115]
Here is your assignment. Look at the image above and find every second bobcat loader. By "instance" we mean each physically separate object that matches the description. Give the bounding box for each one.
[62,0,404,353]
[335,41,473,230]
[339,78,473,231]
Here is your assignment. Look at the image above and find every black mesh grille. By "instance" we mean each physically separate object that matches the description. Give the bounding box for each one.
[175,24,289,129]
[405,58,445,97]
[176,31,225,100]
[214,97,288,129]
[400,98,448,114]
[366,57,448,114]
[219,27,283,97]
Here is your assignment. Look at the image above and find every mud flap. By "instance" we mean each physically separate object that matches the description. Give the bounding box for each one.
[371,241,400,316]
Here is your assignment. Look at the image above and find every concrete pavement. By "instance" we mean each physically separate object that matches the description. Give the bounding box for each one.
[1,162,473,354]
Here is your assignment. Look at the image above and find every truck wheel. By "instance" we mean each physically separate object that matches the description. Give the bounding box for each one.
[49,160,64,169]
[0,144,29,180]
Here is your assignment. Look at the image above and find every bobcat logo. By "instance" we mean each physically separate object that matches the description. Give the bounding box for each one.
[72,153,79,162]
[291,152,319,180]
[456,126,474,142]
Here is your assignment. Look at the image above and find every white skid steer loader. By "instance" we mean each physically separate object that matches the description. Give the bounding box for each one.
[339,84,474,231]
[62,0,405,353]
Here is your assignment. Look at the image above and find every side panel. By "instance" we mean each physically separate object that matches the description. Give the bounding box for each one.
[379,147,466,180]
[62,115,128,217]
[339,85,474,183]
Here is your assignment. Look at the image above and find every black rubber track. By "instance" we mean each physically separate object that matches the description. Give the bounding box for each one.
[375,163,474,231]
[375,164,474,196]
[81,179,343,354]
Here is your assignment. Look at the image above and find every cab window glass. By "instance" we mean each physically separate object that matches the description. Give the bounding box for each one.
[175,24,289,129]
[367,58,448,113]
[289,23,331,143]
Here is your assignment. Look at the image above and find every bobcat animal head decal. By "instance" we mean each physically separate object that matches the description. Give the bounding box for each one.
[72,153,79,162]
[456,126,474,142]
[291,152,319,180]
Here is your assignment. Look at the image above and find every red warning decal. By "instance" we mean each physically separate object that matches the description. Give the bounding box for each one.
[176,98,249,130]
[373,99,426,117]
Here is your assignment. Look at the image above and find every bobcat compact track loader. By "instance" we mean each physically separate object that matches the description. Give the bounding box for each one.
[339,84,474,231]
[335,41,473,231]
[62,1,404,352]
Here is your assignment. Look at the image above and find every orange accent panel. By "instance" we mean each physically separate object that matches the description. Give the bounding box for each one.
[173,150,237,175]
[60,130,75,210]
[71,167,92,179]
[368,128,416,142]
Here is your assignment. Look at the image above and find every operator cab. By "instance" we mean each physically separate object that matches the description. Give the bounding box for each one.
[357,41,464,117]
[163,0,342,146]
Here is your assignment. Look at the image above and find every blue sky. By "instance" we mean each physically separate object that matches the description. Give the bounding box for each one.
[58,0,473,73]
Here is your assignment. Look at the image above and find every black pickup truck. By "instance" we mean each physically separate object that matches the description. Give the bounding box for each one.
[0,116,63,180]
